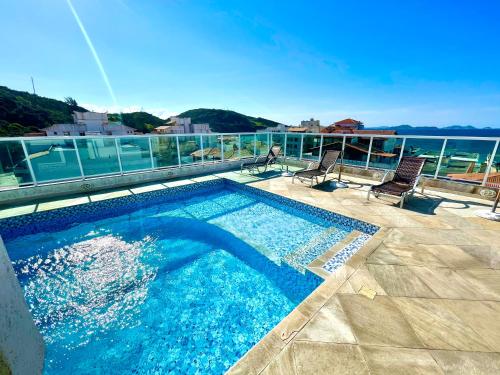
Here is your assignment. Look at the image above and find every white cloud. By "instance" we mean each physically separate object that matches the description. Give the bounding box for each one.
[80,103,177,119]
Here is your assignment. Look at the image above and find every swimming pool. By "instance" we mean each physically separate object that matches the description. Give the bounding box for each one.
[1,179,378,374]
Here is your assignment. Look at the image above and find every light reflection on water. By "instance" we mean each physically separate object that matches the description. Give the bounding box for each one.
[15,234,157,348]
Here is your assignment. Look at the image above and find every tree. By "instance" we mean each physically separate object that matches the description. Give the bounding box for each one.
[64,97,78,108]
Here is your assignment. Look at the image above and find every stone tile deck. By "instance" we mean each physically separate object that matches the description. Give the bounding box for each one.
[228,174,500,375]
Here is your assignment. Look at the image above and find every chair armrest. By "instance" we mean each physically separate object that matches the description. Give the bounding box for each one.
[307,162,319,170]
[381,170,391,183]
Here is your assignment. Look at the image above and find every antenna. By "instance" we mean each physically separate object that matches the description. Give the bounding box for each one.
[31,76,36,95]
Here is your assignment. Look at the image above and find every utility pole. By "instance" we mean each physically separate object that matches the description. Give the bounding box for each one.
[31,76,36,95]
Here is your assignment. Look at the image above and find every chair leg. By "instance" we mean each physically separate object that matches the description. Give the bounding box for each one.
[400,193,406,208]
[367,190,371,201]
[292,175,295,184]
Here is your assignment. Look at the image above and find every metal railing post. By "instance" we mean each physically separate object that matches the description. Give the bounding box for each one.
[434,139,448,179]
[20,139,37,186]
[318,135,323,161]
[365,137,373,170]
[283,133,287,158]
[482,140,499,186]
[72,139,85,179]
[220,134,224,163]
[238,134,241,159]
[253,134,257,157]
[200,135,204,164]
[176,136,181,167]
[299,134,304,160]
[148,137,154,170]
[114,138,123,175]
[398,137,406,163]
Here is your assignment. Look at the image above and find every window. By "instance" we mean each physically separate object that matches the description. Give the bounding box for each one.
[54,131,58,135]
[80,132,85,136]
[63,131,70,136]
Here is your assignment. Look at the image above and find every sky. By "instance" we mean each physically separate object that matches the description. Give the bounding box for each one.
[1,0,500,127]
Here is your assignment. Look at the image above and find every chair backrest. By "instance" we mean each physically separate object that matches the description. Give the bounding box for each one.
[319,150,341,172]
[393,157,426,186]
[268,146,281,160]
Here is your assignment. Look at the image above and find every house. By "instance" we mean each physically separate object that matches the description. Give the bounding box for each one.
[153,117,211,134]
[323,118,364,133]
[42,111,135,136]
[299,118,322,133]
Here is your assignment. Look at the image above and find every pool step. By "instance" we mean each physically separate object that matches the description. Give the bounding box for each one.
[283,227,358,273]
[303,231,363,278]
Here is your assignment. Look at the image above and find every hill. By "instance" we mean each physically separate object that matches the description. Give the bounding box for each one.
[0,86,87,136]
[108,112,165,133]
[178,108,279,133]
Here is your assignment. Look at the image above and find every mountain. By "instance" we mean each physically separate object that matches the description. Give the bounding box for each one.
[178,108,279,133]
[0,86,88,136]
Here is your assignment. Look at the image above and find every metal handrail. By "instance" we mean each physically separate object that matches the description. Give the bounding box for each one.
[0,131,499,190]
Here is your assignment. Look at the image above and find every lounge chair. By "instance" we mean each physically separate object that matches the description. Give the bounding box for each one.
[240,146,282,173]
[292,150,341,187]
[367,156,426,208]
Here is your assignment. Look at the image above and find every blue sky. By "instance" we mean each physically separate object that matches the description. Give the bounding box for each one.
[1,0,500,127]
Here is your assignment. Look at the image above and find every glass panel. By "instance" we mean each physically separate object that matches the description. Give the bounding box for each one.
[25,139,81,182]
[178,135,202,165]
[343,136,371,167]
[202,135,222,163]
[437,139,496,181]
[0,141,33,187]
[301,134,321,161]
[223,135,240,160]
[402,138,445,176]
[488,146,500,186]
[285,134,301,158]
[151,136,179,168]
[117,137,151,172]
[321,135,344,156]
[255,133,269,156]
[369,137,403,170]
[240,135,255,159]
[75,138,120,176]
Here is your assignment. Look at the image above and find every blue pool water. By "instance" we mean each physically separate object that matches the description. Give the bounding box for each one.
[4,183,367,374]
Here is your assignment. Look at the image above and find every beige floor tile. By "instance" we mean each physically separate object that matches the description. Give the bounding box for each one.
[360,346,445,375]
[0,204,37,218]
[337,295,423,348]
[366,264,438,298]
[89,189,132,202]
[163,179,197,187]
[455,268,500,299]
[367,244,446,268]
[37,196,90,211]
[393,297,491,352]
[190,175,220,182]
[421,244,488,269]
[130,184,167,194]
[459,245,500,269]
[295,296,356,344]
[260,344,296,375]
[410,266,484,300]
[344,265,387,296]
[292,342,370,375]
[442,300,500,352]
[430,350,500,375]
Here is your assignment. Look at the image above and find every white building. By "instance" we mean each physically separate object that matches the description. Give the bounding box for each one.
[153,117,211,134]
[299,118,322,133]
[42,111,135,136]
[257,124,289,133]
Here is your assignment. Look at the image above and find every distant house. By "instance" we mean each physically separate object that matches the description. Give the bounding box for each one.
[257,124,289,133]
[42,111,135,136]
[322,118,364,134]
[299,118,322,133]
[153,117,211,134]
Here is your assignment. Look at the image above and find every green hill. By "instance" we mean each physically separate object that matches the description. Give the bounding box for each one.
[178,108,279,133]
[0,85,281,136]
[0,86,87,136]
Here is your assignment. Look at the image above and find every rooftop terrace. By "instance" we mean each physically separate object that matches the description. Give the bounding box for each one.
[0,132,499,374]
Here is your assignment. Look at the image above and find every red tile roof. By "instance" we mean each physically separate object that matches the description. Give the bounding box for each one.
[334,118,362,126]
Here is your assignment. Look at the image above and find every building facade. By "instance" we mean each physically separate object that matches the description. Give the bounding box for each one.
[42,111,135,136]
[153,117,211,134]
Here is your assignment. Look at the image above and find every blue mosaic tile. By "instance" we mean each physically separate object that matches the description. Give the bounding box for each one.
[322,233,372,273]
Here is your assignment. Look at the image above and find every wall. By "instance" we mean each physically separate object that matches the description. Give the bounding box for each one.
[0,237,45,375]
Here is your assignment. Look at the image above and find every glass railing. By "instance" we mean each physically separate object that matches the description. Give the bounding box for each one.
[0,132,499,189]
